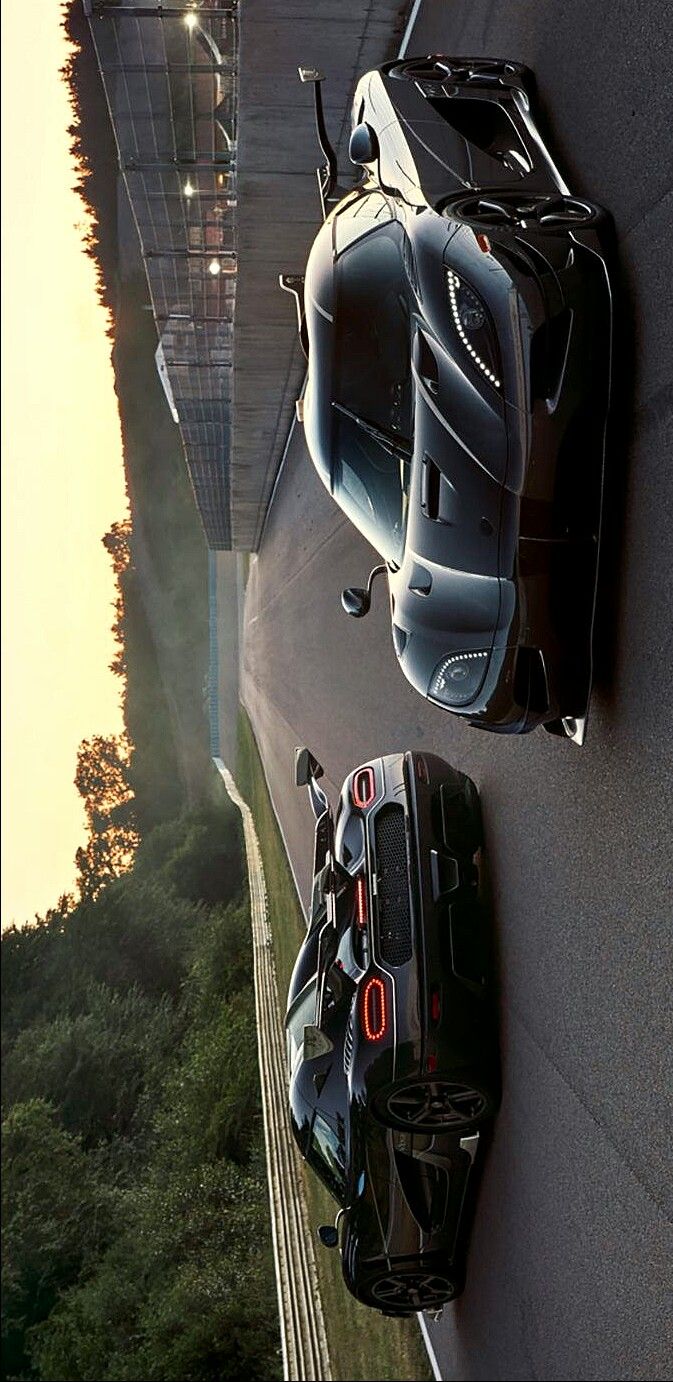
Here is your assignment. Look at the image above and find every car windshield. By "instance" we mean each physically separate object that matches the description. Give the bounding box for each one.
[333,223,412,564]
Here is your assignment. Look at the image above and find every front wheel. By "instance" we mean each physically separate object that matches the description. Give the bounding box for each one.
[374,1076,497,1134]
[360,1262,460,1315]
[440,190,608,234]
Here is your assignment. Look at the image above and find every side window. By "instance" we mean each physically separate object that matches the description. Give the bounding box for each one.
[334,191,392,256]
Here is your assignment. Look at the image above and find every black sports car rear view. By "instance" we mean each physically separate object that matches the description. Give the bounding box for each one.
[284,55,613,742]
[285,746,499,1315]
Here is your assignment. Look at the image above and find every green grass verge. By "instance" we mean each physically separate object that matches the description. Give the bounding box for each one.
[236,708,433,1382]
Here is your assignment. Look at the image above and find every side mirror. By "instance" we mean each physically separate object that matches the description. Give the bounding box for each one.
[341,586,370,618]
[317,1224,339,1249]
[341,564,388,620]
[295,746,324,788]
[303,1024,334,1061]
[349,122,379,166]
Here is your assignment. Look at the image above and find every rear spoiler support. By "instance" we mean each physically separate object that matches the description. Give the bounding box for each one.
[298,66,339,219]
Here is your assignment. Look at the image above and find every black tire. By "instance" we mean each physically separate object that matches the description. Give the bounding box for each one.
[360,1261,460,1314]
[542,718,567,737]
[374,1075,497,1134]
[462,776,484,852]
[388,54,529,88]
[441,190,608,235]
[439,772,483,855]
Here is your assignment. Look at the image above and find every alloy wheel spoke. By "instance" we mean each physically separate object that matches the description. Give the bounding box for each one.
[390,1090,424,1110]
[539,209,586,225]
[375,1270,453,1307]
[537,197,591,226]
[425,1279,451,1301]
[476,198,517,223]
[390,1081,484,1127]
[450,1087,481,1108]
[409,1100,433,1124]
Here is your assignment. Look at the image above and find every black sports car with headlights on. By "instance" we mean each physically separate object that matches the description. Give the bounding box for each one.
[282,56,613,743]
[286,746,499,1316]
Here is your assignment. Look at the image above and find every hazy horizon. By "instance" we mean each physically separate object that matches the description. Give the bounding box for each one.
[1,0,128,927]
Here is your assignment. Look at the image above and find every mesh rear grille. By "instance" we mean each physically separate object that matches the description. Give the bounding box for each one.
[374,805,413,965]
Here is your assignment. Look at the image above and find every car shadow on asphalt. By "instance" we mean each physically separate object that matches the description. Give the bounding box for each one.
[591,228,638,711]
[443,836,504,1291]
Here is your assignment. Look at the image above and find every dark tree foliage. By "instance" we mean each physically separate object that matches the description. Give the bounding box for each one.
[1,1099,114,1381]
[1,801,280,1382]
[59,1,120,315]
[74,733,139,900]
[102,520,132,581]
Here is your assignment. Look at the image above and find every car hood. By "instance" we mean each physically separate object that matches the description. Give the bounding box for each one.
[385,350,506,694]
[409,331,507,563]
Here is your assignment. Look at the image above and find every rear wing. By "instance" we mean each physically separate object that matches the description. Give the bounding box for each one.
[278,273,309,361]
[278,67,342,357]
[297,66,339,219]
[294,747,351,933]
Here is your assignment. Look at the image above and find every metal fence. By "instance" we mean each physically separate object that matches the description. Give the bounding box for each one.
[84,1,238,547]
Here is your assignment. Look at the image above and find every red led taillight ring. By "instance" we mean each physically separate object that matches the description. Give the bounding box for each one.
[361,976,387,1041]
[352,766,376,809]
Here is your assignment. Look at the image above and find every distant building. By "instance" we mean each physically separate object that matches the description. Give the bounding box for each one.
[84,0,238,549]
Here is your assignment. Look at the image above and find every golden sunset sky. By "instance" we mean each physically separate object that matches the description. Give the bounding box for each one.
[1,1,128,926]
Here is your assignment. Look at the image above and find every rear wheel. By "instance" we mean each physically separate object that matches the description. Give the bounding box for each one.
[388,55,529,87]
[461,776,484,852]
[542,718,567,737]
[441,190,607,234]
[361,1262,460,1314]
[375,1076,496,1133]
[438,773,483,856]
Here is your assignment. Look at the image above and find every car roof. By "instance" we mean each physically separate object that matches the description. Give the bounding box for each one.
[303,218,337,491]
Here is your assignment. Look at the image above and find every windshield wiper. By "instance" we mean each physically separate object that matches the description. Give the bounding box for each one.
[333,401,412,461]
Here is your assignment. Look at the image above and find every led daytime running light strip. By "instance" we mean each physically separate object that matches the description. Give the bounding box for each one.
[433,649,488,689]
[446,269,501,388]
[442,650,486,665]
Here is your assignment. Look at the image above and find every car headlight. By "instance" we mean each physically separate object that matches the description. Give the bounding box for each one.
[445,269,501,388]
[429,650,489,707]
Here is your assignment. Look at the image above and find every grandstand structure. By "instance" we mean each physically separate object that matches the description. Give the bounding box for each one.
[84,0,238,547]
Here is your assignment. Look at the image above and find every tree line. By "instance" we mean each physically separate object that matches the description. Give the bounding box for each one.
[2,800,281,1380]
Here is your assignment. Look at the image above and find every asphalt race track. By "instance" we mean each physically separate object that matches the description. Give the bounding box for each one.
[240,2,673,1376]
